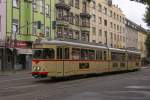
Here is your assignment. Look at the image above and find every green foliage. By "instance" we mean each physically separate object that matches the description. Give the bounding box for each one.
[145,33,150,56]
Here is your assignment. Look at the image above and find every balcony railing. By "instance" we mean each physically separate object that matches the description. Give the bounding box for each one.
[80,12,91,18]
[56,1,71,11]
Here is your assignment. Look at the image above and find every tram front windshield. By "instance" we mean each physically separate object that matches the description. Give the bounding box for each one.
[33,48,55,59]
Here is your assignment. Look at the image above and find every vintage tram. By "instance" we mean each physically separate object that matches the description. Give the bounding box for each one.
[32,40,141,78]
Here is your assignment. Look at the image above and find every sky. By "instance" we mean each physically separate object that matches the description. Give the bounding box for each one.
[113,0,148,29]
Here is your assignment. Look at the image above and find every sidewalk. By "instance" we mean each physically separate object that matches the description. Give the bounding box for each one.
[0,70,31,76]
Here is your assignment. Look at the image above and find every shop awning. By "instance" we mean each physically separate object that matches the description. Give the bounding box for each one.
[16,48,32,54]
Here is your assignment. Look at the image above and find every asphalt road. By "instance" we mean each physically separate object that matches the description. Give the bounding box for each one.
[0,66,150,100]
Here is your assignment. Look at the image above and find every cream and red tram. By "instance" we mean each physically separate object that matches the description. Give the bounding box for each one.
[32,40,141,78]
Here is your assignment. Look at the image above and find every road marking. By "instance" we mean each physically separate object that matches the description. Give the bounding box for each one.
[141,67,149,69]
[126,86,149,89]
[0,77,33,83]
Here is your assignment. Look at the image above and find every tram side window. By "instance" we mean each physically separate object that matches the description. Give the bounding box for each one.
[33,50,43,59]
[111,52,125,61]
[57,47,63,59]
[111,52,121,61]
[128,54,134,61]
[104,51,107,61]
[72,48,80,60]
[64,48,70,59]
[81,49,89,60]
[43,48,55,59]
[96,50,102,60]
[89,50,95,60]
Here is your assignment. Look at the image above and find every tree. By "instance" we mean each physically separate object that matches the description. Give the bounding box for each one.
[145,33,150,56]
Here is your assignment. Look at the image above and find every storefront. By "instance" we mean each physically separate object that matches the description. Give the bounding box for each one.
[14,41,33,71]
[0,41,5,71]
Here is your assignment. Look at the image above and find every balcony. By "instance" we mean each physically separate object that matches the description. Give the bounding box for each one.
[83,0,92,3]
[80,26,90,32]
[55,2,71,11]
[80,12,91,18]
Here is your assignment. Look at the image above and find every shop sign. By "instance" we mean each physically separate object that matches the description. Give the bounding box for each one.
[15,41,32,48]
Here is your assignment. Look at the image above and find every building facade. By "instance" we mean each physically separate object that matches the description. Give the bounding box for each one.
[52,0,91,42]
[90,0,126,48]
[137,27,147,58]
[125,19,139,50]
[125,18,148,58]
[1,0,92,71]
[0,0,6,71]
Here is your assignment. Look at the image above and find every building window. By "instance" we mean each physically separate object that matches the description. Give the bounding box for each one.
[57,9,63,20]
[114,12,116,19]
[13,0,19,8]
[110,22,113,28]
[74,30,80,40]
[99,29,102,36]
[104,19,107,26]
[39,0,44,13]
[45,27,50,37]
[32,22,37,35]
[92,27,96,35]
[117,25,119,31]
[68,29,73,39]
[110,10,113,17]
[99,17,102,24]
[114,24,116,30]
[93,14,96,22]
[81,32,89,42]
[92,1,96,9]
[104,7,107,15]
[57,27,63,38]
[81,18,90,27]
[75,0,79,9]
[46,5,50,16]
[33,0,37,11]
[69,12,74,24]
[82,2,87,12]
[64,28,68,38]
[98,4,102,12]
[12,19,19,34]
[75,15,79,26]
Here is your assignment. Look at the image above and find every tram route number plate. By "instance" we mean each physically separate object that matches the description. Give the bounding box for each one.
[79,63,89,69]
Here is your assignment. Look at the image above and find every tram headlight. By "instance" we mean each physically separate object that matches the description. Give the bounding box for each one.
[37,66,41,71]
[33,66,37,71]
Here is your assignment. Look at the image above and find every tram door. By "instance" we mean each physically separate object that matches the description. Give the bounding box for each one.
[57,47,71,77]
[56,47,64,77]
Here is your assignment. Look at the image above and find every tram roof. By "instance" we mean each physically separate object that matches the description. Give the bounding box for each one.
[127,50,141,54]
[40,40,108,49]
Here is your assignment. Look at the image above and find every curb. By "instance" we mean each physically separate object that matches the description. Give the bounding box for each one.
[0,71,31,76]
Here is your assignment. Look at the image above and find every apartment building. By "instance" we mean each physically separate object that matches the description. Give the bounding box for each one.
[137,26,147,58]
[125,18,148,58]
[125,19,138,50]
[0,0,6,71]
[90,0,126,48]
[0,0,91,71]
